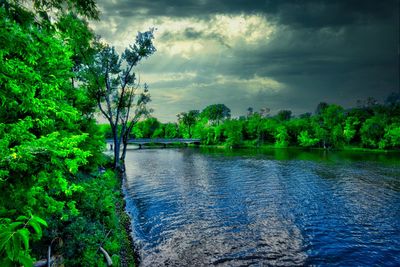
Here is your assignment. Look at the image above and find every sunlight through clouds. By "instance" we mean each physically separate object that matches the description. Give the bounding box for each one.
[92,0,398,122]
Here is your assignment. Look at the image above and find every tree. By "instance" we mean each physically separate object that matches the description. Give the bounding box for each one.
[0,2,102,264]
[201,104,231,125]
[343,116,360,144]
[315,102,329,115]
[164,123,179,138]
[177,110,199,138]
[385,92,400,107]
[299,112,312,119]
[360,116,386,148]
[7,0,100,20]
[274,126,289,147]
[142,118,161,138]
[277,110,292,121]
[243,113,263,143]
[298,130,319,147]
[88,31,156,170]
[259,107,270,118]
[247,107,254,117]
[381,123,400,148]
[224,120,243,148]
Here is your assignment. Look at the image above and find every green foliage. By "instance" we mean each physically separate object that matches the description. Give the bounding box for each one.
[223,120,243,148]
[201,104,231,125]
[88,28,156,169]
[244,113,263,141]
[276,110,292,121]
[127,97,398,152]
[177,110,199,138]
[298,131,319,147]
[0,2,127,266]
[274,126,289,147]
[379,123,400,149]
[164,123,179,138]
[55,170,124,266]
[0,215,47,266]
[360,116,386,148]
[343,116,360,144]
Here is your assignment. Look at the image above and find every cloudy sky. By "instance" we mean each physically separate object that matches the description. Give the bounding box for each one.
[91,0,399,122]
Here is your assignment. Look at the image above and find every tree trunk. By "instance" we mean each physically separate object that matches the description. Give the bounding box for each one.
[121,139,128,163]
[112,128,121,171]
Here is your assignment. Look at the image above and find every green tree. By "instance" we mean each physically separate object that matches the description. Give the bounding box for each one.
[243,113,263,143]
[223,120,243,148]
[298,131,319,147]
[312,104,344,148]
[164,123,179,138]
[201,104,231,125]
[276,110,292,121]
[360,116,386,148]
[286,117,311,145]
[260,118,278,144]
[274,126,289,147]
[381,123,400,148]
[177,110,199,138]
[89,32,156,170]
[0,2,101,264]
[315,102,328,115]
[343,116,360,144]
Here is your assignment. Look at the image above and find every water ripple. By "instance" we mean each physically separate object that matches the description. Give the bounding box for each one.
[124,149,400,266]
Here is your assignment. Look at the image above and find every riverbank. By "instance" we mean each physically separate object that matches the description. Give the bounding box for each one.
[197,142,400,153]
[116,171,137,267]
[28,164,137,266]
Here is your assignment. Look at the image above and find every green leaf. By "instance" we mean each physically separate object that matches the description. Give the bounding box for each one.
[17,229,29,250]
[0,231,11,251]
[9,222,23,230]
[28,220,42,237]
[5,238,14,260]
[16,216,28,221]
[12,234,20,261]
[18,253,33,267]
[32,216,48,227]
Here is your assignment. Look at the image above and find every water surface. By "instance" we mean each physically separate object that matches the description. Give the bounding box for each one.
[124,148,400,266]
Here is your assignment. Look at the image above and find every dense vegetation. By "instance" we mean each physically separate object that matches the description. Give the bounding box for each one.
[0,1,135,266]
[0,0,398,265]
[110,98,400,150]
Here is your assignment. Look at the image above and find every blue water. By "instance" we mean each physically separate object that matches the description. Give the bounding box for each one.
[124,148,400,266]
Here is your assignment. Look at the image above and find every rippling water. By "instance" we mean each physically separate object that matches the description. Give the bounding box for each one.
[124,148,400,266]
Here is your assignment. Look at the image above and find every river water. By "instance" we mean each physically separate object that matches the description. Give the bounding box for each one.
[124,148,400,266]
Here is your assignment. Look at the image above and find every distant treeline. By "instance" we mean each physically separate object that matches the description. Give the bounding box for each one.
[100,94,400,150]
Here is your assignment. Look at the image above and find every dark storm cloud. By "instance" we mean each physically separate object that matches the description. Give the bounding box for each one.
[94,0,399,121]
[159,28,230,47]
[100,0,397,27]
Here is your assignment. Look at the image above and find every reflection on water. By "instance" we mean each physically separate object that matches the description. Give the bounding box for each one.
[124,148,400,266]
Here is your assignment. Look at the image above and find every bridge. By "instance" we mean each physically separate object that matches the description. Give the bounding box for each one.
[106,138,201,149]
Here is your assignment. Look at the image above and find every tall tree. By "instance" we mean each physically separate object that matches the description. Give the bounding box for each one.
[201,104,231,125]
[177,110,199,138]
[277,110,292,121]
[88,31,156,170]
[0,1,101,264]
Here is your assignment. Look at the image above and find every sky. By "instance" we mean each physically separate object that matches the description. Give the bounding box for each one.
[91,0,399,122]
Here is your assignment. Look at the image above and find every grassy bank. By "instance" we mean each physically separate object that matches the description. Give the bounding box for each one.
[28,165,136,267]
[199,142,399,153]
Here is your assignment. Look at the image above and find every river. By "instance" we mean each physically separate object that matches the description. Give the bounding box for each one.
[123,148,400,266]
